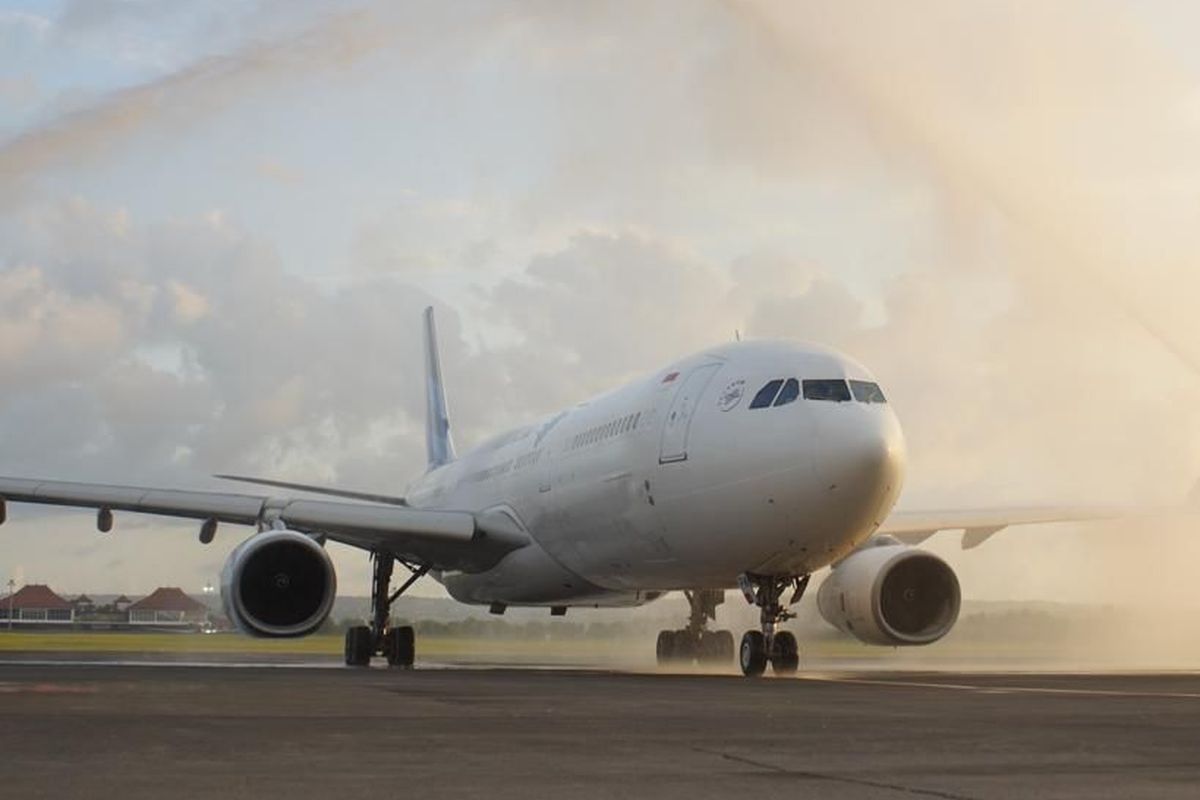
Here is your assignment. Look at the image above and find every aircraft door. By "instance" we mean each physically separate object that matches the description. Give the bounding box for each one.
[658,363,721,463]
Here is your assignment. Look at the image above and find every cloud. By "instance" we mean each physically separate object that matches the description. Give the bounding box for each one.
[488,231,730,382]
[0,199,441,485]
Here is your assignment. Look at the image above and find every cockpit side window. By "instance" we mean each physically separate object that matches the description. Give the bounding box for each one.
[850,380,887,404]
[773,378,800,407]
[749,379,784,409]
[802,379,851,402]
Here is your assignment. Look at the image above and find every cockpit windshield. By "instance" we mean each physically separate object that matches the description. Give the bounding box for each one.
[773,378,800,407]
[747,377,886,408]
[849,380,887,404]
[749,379,784,409]
[802,379,851,402]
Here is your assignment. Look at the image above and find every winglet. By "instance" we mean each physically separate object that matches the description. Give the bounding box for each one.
[423,306,457,470]
[961,525,1004,550]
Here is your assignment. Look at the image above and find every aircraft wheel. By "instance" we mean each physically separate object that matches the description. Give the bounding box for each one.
[771,631,799,676]
[739,630,767,677]
[696,631,730,664]
[345,625,373,667]
[672,630,696,662]
[384,625,415,668]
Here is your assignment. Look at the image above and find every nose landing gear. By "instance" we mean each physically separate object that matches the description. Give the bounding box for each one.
[737,573,809,677]
[344,551,428,668]
[655,589,736,667]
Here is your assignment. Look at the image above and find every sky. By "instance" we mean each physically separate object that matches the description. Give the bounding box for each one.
[3,0,1200,608]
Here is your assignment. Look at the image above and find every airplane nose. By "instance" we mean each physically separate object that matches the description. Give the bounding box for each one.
[857,415,905,487]
[817,408,906,526]
[857,418,905,515]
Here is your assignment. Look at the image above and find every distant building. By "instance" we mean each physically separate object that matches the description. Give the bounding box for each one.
[127,588,210,627]
[71,594,95,615]
[0,584,75,625]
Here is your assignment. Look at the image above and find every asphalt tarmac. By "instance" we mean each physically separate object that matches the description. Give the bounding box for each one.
[1,660,1198,800]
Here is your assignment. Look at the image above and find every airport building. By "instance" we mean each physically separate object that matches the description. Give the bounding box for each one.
[0,584,75,625]
[1,584,212,630]
[126,587,210,627]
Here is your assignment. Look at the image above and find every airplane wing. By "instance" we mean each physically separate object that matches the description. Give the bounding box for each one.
[0,476,529,572]
[878,506,1127,550]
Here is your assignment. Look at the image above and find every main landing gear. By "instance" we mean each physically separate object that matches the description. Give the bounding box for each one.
[344,551,429,668]
[656,589,736,667]
[737,573,810,677]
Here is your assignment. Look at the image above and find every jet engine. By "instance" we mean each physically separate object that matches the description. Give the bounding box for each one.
[220,529,337,637]
[816,541,960,646]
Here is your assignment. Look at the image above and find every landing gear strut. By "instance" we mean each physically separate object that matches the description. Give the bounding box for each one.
[344,551,428,668]
[655,589,736,667]
[737,573,809,677]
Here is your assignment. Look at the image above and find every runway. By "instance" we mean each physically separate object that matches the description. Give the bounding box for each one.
[1,660,1198,800]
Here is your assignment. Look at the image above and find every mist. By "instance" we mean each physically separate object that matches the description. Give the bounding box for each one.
[2,1,1200,665]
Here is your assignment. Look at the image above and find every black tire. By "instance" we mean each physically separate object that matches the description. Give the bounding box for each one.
[739,630,767,677]
[697,631,731,664]
[771,631,799,676]
[385,626,415,668]
[344,625,372,667]
[656,630,674,665]
[672,631,696,663]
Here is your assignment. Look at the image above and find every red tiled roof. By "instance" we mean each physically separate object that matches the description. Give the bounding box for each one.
[0,584,72,610]
[128,587,207,613]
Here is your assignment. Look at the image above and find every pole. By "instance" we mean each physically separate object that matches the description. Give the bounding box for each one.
[6,578,13,631]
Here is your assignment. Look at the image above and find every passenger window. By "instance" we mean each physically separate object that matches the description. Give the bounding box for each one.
[749,379,784,409]
[802,379,851,402]
[850,380,887,404]
[773,378,800,407]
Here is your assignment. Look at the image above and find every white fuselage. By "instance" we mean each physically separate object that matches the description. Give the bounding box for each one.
[406,340,906,608]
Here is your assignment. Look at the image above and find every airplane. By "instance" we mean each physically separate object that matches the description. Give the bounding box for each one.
[0,307,1124,676]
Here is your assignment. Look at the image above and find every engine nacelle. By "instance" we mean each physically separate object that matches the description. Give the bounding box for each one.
[220,529,337,638]
[817,543,960,646]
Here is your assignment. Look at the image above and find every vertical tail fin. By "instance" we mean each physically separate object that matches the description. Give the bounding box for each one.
[423,307,456,470]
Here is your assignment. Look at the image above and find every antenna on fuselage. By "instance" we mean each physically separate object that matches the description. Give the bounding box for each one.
[423,306,457,470]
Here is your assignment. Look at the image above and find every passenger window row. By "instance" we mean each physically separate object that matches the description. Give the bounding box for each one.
[749,378,886,408]
[571,412,642,449]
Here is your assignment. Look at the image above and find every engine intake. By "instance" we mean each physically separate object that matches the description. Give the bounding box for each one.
[817,543,960,646]
[221,529,337,637]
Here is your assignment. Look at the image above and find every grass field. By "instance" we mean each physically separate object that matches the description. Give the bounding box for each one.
[0,631,342,654]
